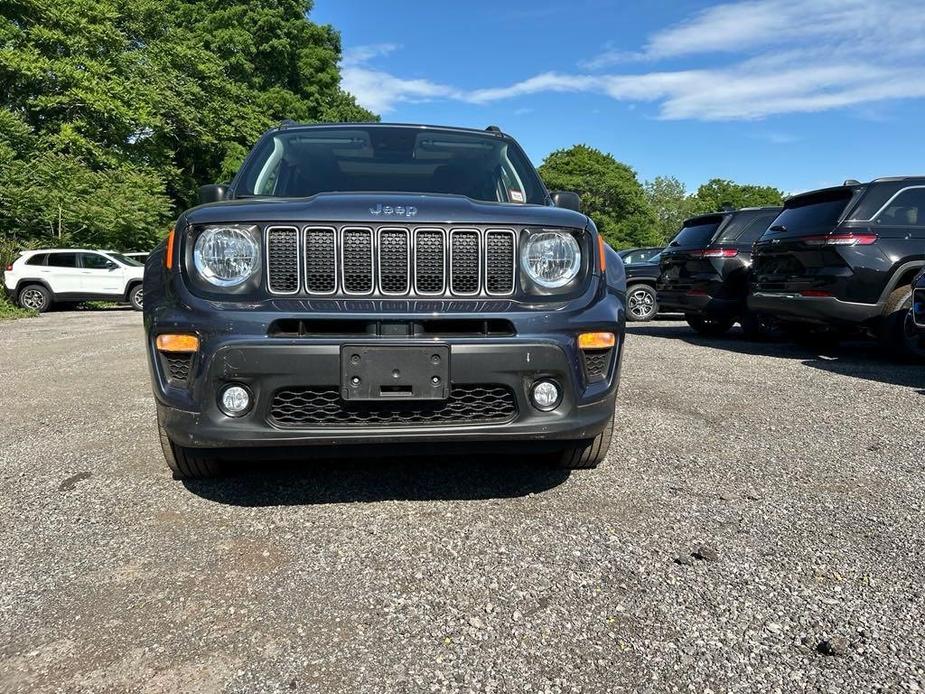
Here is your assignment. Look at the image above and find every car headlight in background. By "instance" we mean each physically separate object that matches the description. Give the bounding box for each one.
[193,225,259,287]
[521,231,581,288]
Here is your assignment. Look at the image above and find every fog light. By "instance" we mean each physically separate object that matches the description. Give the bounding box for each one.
[531,380,561,411]
[219,385,251,416]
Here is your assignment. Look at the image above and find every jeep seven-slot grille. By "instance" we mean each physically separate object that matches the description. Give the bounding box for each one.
[267,225,517,297]
[269,384,517,427]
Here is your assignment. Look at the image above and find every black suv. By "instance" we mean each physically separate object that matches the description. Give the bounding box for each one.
[144,123,627,478]
[623,249,662,322]
[749,178,925,356]
[656,207,782,336]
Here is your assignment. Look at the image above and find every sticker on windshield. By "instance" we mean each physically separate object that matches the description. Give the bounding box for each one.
[509,190,525,203]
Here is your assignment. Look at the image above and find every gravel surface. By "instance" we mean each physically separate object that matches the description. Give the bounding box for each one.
[0,310,923,693]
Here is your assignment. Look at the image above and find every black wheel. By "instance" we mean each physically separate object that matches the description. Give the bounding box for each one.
[557,415,614,469]
[158,422,223,479]
[878,286,925,361]
[18,284,51,312]
[626,284,658,322]
[128,284,143,311]
[739,311,785,341]
[685,314,733,337]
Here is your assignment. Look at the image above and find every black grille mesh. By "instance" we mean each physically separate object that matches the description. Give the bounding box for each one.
[451,231,480,294]
[266,226,523,296]
[266,228,299,293]
[415,230,445,294]
[342,228,374,293]
[379,229,410,294]
[485,231,515,294]
[304,228,336,293]
[163,353,192,384]
[582,348,612,383]
[269,384,516,427]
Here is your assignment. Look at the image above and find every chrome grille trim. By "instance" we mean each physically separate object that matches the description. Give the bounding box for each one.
[484,229,517,296]
[449,228,481,296]
[377,227,411,295]
[303,226,337,295]
[265,226,301,295]
[340,226,375,295]
[413,227,447,295]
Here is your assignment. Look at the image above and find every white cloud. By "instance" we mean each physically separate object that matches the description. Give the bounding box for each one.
[341,1,925,120]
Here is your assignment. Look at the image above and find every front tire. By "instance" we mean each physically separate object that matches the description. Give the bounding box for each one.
[878,286,925,361]
[626,284,658,322]
[128,284,143,311]
[158,422,223,479]
[739,311,784,341]
[557,415,614,469]
[18,284,51,313]
[685,314,733,336]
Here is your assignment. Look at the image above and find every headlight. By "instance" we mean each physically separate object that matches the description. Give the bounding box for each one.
[193,225,259,287]
[521,231,581,288]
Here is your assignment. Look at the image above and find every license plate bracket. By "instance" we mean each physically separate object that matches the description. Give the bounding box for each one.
[341,345,449,401]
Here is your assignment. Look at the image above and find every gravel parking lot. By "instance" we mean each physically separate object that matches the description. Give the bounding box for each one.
[1,310,923,693]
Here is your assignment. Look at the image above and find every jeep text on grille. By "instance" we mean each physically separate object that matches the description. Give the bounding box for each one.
[143,123,627,479]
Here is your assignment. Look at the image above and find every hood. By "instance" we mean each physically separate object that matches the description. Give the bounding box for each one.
[183,192,589,229]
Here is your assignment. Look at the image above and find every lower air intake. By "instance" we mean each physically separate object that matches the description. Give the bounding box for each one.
[269,384,517,427]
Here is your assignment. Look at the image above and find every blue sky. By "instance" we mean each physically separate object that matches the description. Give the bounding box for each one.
[312,0,925,196]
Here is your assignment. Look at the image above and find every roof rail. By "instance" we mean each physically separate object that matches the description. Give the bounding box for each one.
[278,119,299,130]
[485,125,503,134]
[843,179,861,186]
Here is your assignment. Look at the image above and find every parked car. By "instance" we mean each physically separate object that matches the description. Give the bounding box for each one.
[619,247,662,265]
[624,251,661,322]
[4,249,145,312]
[656,207,782,336]
[125,252,150,262]
[144,122,627,479]
[749,178,925,357]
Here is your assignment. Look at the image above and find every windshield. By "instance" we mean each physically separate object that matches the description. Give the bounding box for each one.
[236,126,547,204]
[107,253,143,267]
[668,216,724,249]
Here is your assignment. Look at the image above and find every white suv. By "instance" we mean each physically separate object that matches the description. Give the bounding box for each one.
[3,249,145,313]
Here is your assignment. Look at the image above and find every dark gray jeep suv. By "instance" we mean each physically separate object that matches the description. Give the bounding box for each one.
[144,123,627,478]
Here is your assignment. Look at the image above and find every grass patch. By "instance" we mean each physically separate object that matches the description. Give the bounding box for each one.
[0,294,35,322]
[80,300,121,310]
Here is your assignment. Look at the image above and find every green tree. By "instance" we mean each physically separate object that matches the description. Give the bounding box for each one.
[643,176,696,243]
[0,0,374,252]
[690,178,784,214]
[539,145,659,249]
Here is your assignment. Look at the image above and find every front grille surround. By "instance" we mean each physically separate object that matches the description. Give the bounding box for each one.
[265,224,527,298]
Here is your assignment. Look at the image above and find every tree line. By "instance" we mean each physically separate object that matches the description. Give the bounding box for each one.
[0,0,783,263]
[538,145,785,249]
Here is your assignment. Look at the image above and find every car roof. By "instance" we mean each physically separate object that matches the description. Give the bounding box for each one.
[20,248,113,255]
[269,121,512,139]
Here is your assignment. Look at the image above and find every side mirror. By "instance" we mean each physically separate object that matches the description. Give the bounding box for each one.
[199,184,229,204]
[106,260,117,270]
[551,190,582,212]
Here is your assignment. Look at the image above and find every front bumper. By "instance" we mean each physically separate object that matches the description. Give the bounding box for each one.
[147,281,624,449]
[747,292,882,326]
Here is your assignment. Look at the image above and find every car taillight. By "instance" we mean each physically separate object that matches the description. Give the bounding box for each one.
[698,248,738,258]
[800,289,833,297]
[803,233,878,246]
[4,264,11,272]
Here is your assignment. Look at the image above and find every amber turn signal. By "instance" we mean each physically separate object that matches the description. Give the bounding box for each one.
[155,334,199,353]
[578,332,616,350]
[165,228,175,269]
[597,235,607,272]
